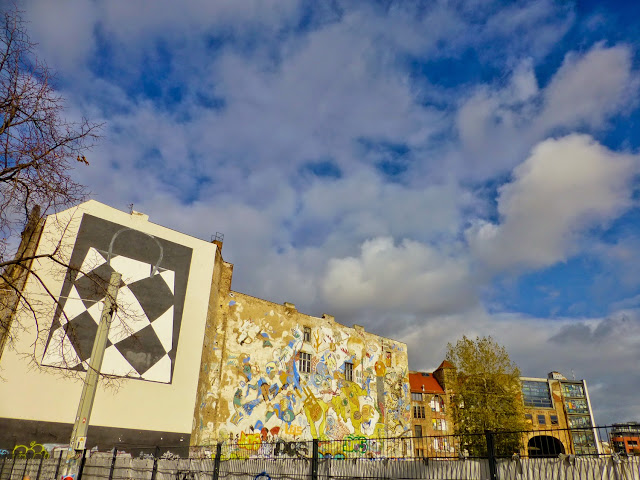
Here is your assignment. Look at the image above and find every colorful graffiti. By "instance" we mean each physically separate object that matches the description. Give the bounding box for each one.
[208,298,411,448]
[12,441,50,459]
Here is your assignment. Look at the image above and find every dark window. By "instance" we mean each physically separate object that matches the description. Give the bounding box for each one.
[415,425,422,437]
[303,326,311,343]
[525,414,533,422]
[522,381,553,408]
[413,405,425,419]
[385,351,392,367]
[299,352,311,373]
[550,415,559,425]
[345,362,353,381]
[411,392,422,401]
[538,415,546,425]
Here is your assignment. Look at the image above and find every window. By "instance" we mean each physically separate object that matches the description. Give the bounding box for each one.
[561,383,585,398]
[299,352,311,373]
[431,395,444,412]
[385,351,392,367]
[568,415,591,428]
[550,415,559,425]
[414,405,426,419]
[433,437,448,451]
[415,425,422,437]
[411,392,423,402]
[537,415,546,425]
[432,418,446,431]
[415,448,424,457]
[564,399,588,414]
[344,362,353,381]
[525,414,533,423]
[522,381,553,408]
[303,326,311,343]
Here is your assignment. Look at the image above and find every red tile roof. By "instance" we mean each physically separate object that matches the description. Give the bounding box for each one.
[409,371,444,393]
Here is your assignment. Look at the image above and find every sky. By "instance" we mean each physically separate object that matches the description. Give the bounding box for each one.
[19,0,640,425]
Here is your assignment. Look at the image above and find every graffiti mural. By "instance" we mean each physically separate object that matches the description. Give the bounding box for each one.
[204,295,411,448]
[12,441,50,459]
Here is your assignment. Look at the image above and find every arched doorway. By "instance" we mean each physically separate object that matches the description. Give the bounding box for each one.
[528,435,565,457]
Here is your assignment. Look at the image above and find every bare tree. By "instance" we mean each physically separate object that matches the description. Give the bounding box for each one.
[0,5,101,364]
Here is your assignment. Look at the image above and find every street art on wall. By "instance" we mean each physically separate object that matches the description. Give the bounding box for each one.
[212,298,411,446]
[41,214,192,383]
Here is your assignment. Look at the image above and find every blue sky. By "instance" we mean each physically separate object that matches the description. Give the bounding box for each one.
[21,0,640,424]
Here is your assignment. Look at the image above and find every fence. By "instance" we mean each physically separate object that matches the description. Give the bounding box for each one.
[2,426,639,480]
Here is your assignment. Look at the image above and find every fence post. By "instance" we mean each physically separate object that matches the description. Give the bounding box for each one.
[108,448,117,480]
[53,451,63,480]
[8,455,16,480]
[77,448,87,480]
[485,430,497,480]
[21,455,29,480]
[35,455,44,480]
[150,446,159,480]
[311,439,319,480]
[212,443,222,480]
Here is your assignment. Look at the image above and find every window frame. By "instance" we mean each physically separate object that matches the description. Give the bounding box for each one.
[537,414,546,425]
[303,326,311,343]
[299,352,312,374]
[344,361,353,382]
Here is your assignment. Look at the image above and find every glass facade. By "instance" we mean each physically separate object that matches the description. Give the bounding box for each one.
[561,383,585,398]
[568,415,591,428]
[522,380,553,408]
[565,398,588,414]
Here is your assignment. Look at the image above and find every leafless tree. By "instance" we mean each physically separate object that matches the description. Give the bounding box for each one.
[0,5,106,370]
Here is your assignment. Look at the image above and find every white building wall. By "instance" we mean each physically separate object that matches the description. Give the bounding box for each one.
[0,200,216,437]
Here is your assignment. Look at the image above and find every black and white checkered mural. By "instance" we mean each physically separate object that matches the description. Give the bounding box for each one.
[42,214,192,384]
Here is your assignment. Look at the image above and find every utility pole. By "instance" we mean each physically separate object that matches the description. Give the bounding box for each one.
[65,271,122,478]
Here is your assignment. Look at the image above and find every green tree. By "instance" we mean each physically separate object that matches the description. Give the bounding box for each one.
[445,335,526,457]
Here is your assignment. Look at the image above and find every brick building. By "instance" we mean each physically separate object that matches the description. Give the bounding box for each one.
[408,361,455,457]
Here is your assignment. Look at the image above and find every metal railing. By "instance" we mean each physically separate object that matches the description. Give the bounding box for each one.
[1,426,639,480]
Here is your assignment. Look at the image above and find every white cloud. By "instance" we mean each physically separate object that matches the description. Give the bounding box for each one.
[538,44,637,130]
[323,237,476,317]
[467,134,638,271]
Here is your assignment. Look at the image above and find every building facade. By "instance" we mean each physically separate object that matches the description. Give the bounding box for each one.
[610,423,640,455]
[408,362,454,457]
[519,372,599,455]
[408,365,600,457]
[0,201,218,450]
[0,201,412,456]
[193,274,412,451]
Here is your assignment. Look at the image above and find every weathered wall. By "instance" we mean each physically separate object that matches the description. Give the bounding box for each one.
[194,292,411,446]
[0,200,217,446]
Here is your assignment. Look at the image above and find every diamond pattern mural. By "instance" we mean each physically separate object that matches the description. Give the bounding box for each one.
[41,214,192,384]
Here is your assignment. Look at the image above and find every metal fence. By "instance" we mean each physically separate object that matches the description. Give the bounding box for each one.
[2,426,639,480]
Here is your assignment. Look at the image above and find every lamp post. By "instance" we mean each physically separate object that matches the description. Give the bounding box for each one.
[64,271,121,479]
